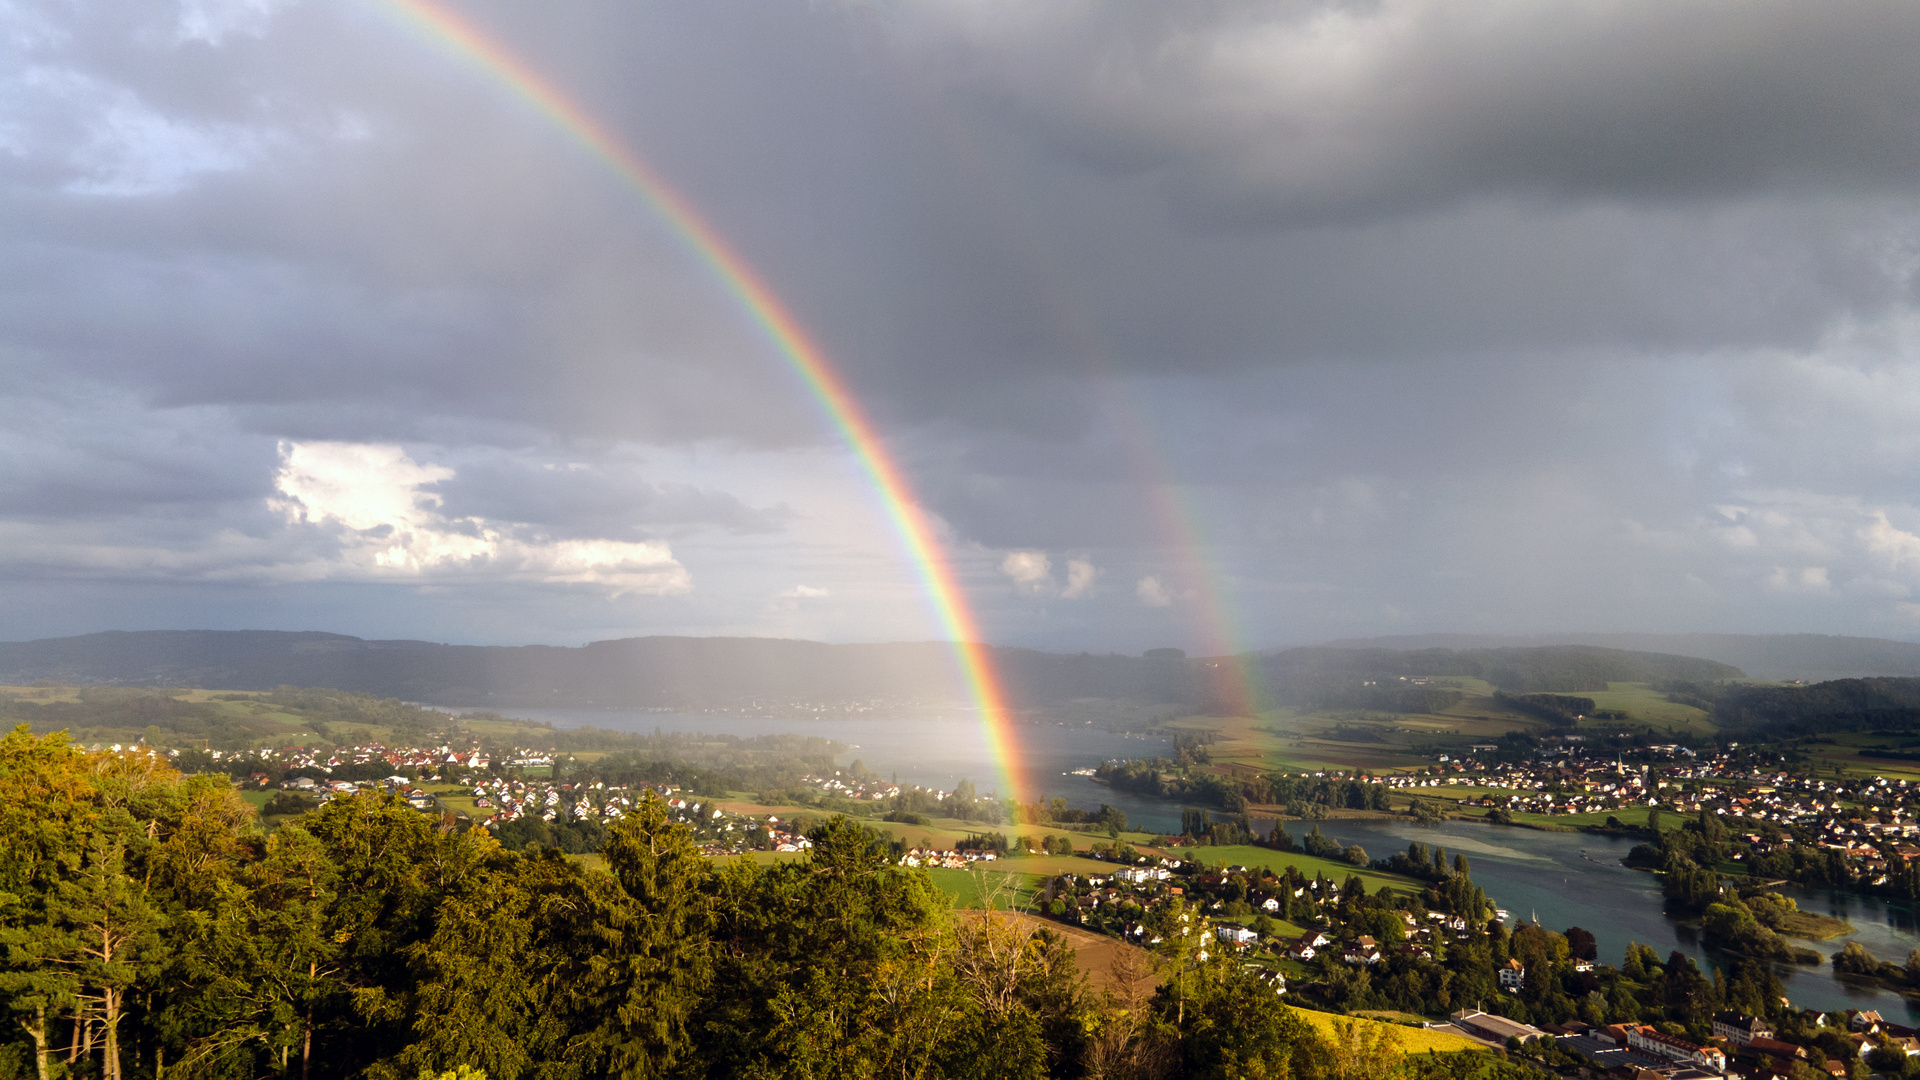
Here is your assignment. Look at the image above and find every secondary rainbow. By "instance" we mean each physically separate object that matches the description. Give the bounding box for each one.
[901,98,1270,718]
[379,0,1028,804]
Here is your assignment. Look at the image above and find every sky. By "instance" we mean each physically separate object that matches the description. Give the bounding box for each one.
[7,0,1920,655]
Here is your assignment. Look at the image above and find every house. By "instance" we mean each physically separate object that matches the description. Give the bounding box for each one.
[1745,1037,1805,1062]
[1216,925,1259,947]
[1498,958,1526,991]
[1720,1006,1774,1045]
[1714,1014,1774,1047]
[1288,935,1318,962]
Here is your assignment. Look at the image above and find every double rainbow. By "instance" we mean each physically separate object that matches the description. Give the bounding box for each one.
[381,0,1027,804]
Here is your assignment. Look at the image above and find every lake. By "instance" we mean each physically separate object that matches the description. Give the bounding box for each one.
[505,707,1920,1016]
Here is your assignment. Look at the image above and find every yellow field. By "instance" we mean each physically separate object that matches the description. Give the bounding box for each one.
[1293,1008,1484,1053]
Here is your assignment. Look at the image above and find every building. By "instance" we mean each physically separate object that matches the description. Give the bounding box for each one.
[1744,1036,1807,1064]
[1626,1025,1727,1073]
[1714,1013,1773,1046]
[1216,925,1259,947]
[1451,1010,1546,1046]
[1498,958,1526,990]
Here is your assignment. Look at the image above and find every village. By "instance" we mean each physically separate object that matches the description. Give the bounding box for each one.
[1372,740,1920,884]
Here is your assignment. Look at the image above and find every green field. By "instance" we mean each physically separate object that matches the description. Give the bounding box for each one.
[924,867,1044,910]
[1583,684,1715,732]
[1176,846,1418,895]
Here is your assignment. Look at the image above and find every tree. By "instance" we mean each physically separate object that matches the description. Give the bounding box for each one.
[176,823,346,1079]
[700,815,953,1076]
[562,791,716,1080]
[0,727,98,1080]
[51,825,167,1080]
[1323,1017,1405,1080]
[1173,963,1324,1080]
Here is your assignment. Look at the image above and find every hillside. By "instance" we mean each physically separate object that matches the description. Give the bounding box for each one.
[1255,644,1743,705]
[0,630,1748,715]
[1327,632,1920,682]
[0,630,1750,715]
[0,630,1205,711]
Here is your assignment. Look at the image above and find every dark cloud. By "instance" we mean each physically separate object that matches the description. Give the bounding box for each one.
[432,455,793,538]
[6,0,1920,650]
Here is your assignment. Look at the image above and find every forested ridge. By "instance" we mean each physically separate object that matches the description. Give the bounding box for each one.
[0,725,1490,1080]
[1,630,1744,714]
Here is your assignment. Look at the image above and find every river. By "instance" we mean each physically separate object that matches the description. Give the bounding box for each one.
[507,707,1920,1016]
[1287,817,1920,1017]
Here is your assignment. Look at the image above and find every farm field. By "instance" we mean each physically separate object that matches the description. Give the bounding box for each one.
[1002,913,1161,994]
[1582,683,1714,732]
[1177,845,1419,895]
[1292,1008,1485,1053]
[925,867,1042,909]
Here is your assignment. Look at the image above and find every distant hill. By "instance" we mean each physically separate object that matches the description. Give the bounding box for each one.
[1322,633,1920,683]
[1712,677,1920,737]
[0,630,1206,711]
[1252,644,1743,707]
[1,629,1746,715]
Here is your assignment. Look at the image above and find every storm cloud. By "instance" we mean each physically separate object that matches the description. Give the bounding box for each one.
[5,0,1920,652]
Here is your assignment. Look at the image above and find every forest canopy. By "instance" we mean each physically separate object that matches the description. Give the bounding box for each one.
[0,725,1393,1080]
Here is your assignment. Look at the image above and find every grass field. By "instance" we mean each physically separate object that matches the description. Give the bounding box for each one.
[925,867,1043,909]
[1584,684,1715,732]
[1292,1008,1484,1053]
[1176,845,1418,895]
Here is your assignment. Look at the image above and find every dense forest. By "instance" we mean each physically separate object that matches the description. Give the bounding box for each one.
[0,725,1488,1080]
[1707,678,1920,737]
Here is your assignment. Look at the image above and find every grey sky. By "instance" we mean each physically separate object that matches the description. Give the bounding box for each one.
[5,0,1920,653]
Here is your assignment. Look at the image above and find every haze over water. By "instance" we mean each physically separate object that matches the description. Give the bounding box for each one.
[511,707,1173,816]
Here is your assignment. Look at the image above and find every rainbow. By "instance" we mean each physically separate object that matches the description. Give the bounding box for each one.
[377,0,1028,804]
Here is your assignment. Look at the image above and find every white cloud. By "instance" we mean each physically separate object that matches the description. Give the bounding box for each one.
[176,0,290,46]
[780,584,830,599]
[1136,575,1173,607]
[1062,557,1098,599]
[1001,550,1098,599]
[1863,511,1920,569]
[1765,566,1831,594]
[1000,550,1054,594]
[58,75,277,196]
[272,441,689,596]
